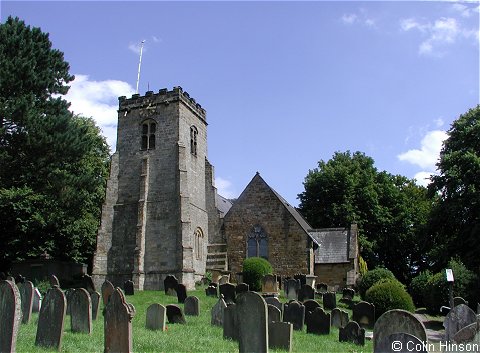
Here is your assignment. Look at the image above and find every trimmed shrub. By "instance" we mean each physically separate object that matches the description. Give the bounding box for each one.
[409,270,432,308]
[365,279,415,317]
[423,271,448,314]
[359,255,368,277]
[358,268,396,299]
[242,257,273,291]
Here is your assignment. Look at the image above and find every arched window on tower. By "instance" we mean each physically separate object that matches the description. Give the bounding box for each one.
[190,126,198,156]
[247,225,268,259]
[194,227,204,260]
[141,119,156,150]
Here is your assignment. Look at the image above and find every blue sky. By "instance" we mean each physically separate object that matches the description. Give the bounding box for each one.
[2,1,479,206]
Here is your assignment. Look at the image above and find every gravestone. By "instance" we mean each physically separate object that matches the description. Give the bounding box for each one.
[453,322,477,343]
[32,287,42,313]
[342,288,355,301]
[205,285,218,297]
[268,304,282,323]
[285,279,300,300]
[101,280,115,306]
[376,333,427,353]
[235,283,249,295]
[6,276,15,283]
[83,274,96,294]
[164,275,178,296]
[184,296,200,316]
[454,297,468,307]
[294,274,306,286]
[211,296,227,326]
[123,280,134,296]
[303,299,321,323]
[373,309,427,352]
[323,291,337,310]
[353,301,375,328]
[236,291,268,353]
[49,275,60,288]
[306,307,330,335]
[35,286,66,350]
[331,308,349,328]
[444,304,477,341]
[298,284,315,302]
[0,280,21,353]
[223,303,238,341]
[262,274,278,293]
[166,304,186,324]
[146,303,166,331]
[219,283,236,304]
[283,300,305,331]
[477,303,480,315]
[64,288,74,315]
[218,275,230,285]
[15,275,25,284]
[265,297,283,313]
[339,321,365,346]
[70,288,92,334]
[269,322,293,352]
[104,288,136,353]
[18,280,34,324]
[176,283,187,303]
[91,291,100,320]
[316,282,328,293]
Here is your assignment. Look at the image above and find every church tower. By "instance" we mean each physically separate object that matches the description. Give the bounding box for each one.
[92,87,216,290]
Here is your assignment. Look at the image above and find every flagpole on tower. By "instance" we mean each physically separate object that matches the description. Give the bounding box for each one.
[135,40,145,94]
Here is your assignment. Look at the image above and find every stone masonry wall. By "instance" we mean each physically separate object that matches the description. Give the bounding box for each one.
[314,262,354,289]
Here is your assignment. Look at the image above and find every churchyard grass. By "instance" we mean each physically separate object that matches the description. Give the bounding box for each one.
[15,288,373,352]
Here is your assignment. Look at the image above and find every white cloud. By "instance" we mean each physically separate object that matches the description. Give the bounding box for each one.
[398,130,447,170]
[215,177,237,199]
[63,74,134,150]
[128,40,146,55]
[413,171,434,187]
[341,12,376,28]
[451,3,480,18]
[342,14,357,24]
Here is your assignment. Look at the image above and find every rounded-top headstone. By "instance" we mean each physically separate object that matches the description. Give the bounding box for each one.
[0,280,22,353]
[376,332,427,353]
[104,288,136,353]
[236,291,268,353]
[101,280,115,306]
[35,286,66,350]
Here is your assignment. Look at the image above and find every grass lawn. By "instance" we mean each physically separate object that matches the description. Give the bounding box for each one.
[16,289,373,352]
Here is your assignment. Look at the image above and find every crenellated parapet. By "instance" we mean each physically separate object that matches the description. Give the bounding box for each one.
[118,86,207,123]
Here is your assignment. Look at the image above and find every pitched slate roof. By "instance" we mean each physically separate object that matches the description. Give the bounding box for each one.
[215,193,232,218]
[310,227,356,264]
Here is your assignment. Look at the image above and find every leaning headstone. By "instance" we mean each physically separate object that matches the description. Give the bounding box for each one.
[453,322,478,343]
[373,309,427,352]
[18,281,34,324]
[101,280,115,306]
[104,288,135,353]
[176,283,187,303]
[323,291,337,310]
[339,321,365,346]
[32,287,42,313]
[70,288,92,334]
[342,288,355,301]
[91,291,100,320]
[298,284,315,302]
[265,297,283,313]
[211,295,227,326]
[146,303,166,331]
[223,303,238,341]
[353,301,375,328]
[283,300,305,331]
[444,304,477,341]
[236,291,268,353]
[268,304,282,323]
[306,307,330,335]
[205,285,218,297]
[166,304,186,324]
[0,280,21,353]
[164,275,179,296]
[285,279,300,300]
[184,296,200,316]
[376,332,427,353]
[49,275,60,288]
[454,297,468,307]
[123,280,134,296]
[316,282,328,294]
[331,308,349,328]
[83,274,96,294]
[262,274,278,294]
[269,321,293,352]
[235,283,249,295]
[35,286,67,350]
[219,283,236,305]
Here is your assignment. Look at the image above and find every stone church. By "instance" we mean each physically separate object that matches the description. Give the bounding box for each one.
[92,87,358,290]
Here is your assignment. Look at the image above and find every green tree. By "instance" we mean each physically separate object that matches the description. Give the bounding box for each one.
[298,151,433,282]
[429,106,480,272]
[0,17,109,271]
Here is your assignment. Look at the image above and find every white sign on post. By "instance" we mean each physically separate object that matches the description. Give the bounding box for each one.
[445,269,454,282]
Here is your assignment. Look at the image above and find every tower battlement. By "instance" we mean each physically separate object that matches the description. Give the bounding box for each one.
[118,86,206,123]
